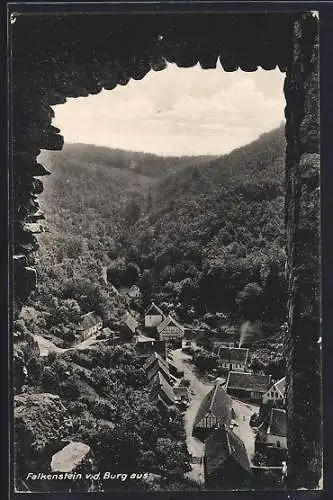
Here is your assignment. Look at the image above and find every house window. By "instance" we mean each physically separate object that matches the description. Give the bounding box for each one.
[277,441,281,447]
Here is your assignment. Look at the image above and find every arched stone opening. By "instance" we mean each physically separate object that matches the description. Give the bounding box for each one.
[10,11,320,489]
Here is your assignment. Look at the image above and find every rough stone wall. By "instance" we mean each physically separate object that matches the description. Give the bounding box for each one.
[284,13,321,489]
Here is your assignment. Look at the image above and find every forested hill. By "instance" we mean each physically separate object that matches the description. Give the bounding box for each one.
[122,124,287,323]
[28,144,214,347]
[24,125,287,348]
[45,142,216,179]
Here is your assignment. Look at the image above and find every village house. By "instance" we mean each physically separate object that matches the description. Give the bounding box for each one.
[134,334,165,358]
[212,340,235,352]
[119,311,138,342]
[144,302,166,334]
[218,347,249,372]
[226,371,271,403]
[193,383,236,441]
[98,327,122,346]
[76,311,103,341]
[144,353,177,409]
[204,427,252,490]
[173,385,189,403]
[143,352,174,385]
[255,408,287,463]
[157,315,184,347]
[262,377,286,405]
[148,371,176,410]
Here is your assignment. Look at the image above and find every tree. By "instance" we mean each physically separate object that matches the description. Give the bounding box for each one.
[123,262,141,286]
[125,199,141,227]
[236,282,263,320]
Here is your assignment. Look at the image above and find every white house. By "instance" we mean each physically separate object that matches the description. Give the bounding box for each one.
[218,347,249,372]
[262,377,286,404]
[76,311,103,340]
[144,302,166,329]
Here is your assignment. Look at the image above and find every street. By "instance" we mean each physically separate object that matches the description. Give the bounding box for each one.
[231,398,259,463]
[172,349,213,483]
[171,348,259,484]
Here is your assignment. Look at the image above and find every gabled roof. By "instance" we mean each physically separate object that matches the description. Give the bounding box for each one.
[145,302,166,318]
[218,347,249,364]
[193,384,233,428]
[146,359,172,385]
[268,408,287,437]
[272,377,286,397]
[204,427,252,477]
[143,352,168,372]
[51,442,91,473]
[157,315,184,334]
[149,371,175,406]
[121,311,138,333]
[77,311,102,331]
[226,371,271,393]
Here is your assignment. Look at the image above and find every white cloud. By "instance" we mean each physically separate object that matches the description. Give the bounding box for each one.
[52,63,285,156]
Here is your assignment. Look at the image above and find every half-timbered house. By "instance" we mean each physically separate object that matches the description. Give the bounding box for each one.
[193,384,235,440]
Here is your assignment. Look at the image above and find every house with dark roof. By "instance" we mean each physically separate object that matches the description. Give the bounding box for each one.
[226,371,271,402]
[148,371,176,410]
[256,408,287,454]
[134,334,163,358]
[255,408,287,465]
[218,347,249,372]
[262,377,286,405]
[76,311,103,341]
[212,340,235,352]
[143,352,174,385]
[119,311,138,342]
[157,315,184,347]
[204,427,252,489]
[193,384,235,441]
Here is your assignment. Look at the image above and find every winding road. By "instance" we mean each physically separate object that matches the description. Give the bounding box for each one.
[171,349,258,484]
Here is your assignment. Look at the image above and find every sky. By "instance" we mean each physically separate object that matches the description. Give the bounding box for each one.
[52,62,285,157]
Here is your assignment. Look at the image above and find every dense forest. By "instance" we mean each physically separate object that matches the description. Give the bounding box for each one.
[122,125,287,325]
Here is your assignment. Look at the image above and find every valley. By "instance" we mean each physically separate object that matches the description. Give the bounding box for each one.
[14,125,289,491]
